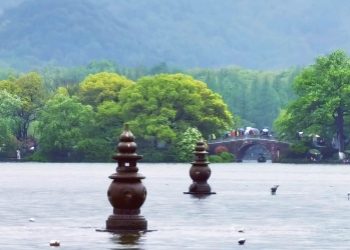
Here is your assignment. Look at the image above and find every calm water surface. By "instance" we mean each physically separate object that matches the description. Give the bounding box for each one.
[1,162,350,249]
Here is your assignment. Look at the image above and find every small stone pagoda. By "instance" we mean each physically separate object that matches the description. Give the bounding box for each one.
[184,138,216,194]
[105,124,147,231]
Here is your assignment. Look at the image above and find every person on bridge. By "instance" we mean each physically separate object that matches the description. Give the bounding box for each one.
[231,130,235,137]
[261,128,269,136]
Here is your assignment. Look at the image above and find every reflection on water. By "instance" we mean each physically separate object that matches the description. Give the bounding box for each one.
[189,194,212,200]
[2,162,350,249]
[110,233,142,250]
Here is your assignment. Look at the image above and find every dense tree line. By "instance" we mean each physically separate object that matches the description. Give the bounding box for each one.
[0,59,300,162]
[188,66,302,129]
[0,67,234,162]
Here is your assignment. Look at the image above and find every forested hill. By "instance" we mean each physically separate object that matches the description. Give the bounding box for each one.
[0,0,349,71]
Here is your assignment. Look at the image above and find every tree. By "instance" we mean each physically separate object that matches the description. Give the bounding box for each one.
[0,89,21,119]
[174,127,202,162]
[37,91,95,154]
[275,49,350,152]
[78,72,135,108]
[95,100,124,139]
[86,60,116,74]
[150,62,168,75]
[0,72,47,140]
[118,73,233,143]
[0,118,14,150]
[0,68,19,81]
[0,90,21,149]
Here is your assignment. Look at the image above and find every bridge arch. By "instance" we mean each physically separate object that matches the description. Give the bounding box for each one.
[236,142,271,161]
[207,136,289,162]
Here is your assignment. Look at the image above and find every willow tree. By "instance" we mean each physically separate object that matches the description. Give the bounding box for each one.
[0,90,21,148]
[0,72,47,140]
[275,49,350,153]
[117,73,233,144]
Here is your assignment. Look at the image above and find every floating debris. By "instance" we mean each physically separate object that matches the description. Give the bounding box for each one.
[29,218,35,222]
[238,228,245,233]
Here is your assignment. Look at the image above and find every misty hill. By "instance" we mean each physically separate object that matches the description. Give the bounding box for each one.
[0,0,350,71]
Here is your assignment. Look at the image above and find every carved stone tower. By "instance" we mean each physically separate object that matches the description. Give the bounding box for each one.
[184,138,216,194]
[106,124,147,230]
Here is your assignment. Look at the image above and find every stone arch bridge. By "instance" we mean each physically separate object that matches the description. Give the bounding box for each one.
[207,135,290,162]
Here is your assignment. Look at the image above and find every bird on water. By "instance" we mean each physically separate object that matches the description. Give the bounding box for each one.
[271,185,279,193]
[238,238,246,245]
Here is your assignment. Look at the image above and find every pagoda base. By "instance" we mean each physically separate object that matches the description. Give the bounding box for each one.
[184,183,215,194]
[106,214,147,231]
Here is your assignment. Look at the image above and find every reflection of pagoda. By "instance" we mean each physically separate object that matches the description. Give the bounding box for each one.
[184,138,216,194]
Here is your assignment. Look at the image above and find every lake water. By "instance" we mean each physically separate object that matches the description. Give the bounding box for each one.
[1,162,350,249]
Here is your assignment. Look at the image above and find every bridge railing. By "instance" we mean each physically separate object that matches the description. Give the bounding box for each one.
[208,135,279,143]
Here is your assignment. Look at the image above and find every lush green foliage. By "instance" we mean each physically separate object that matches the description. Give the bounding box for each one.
[0,90,21,119]
[0,60,303,162]
[189,67,301,129]
[26,151,50,162]
[208,152,235,163]
[0,90,21,149]
[175,127,202,162]
[2,60,299,132]
[117,74,233,141]
[75,138,113,162]
[37,92,94,153]
[289,141,309,155]
[220,152,235,162]
[274,49,350,152]
[1,48,338,163]
[78,72,135,108]
[208,155,222,163]
[0,72,47,139]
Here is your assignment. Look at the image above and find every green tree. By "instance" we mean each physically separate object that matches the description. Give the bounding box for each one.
[75,138,114,162]
[174,127,202,162]
[0,90,21,119]
[96,100,124,139]
[275,49,350,152]
[37,92,95,154]
[118,73,233,144]
[86,60,116,74]
[0,72,47,139]
[0,90,21,149]
[78,72,135,108]
[0,68,19,81]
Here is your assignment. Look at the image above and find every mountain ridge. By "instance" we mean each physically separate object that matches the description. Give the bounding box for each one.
[0,0,349,71]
